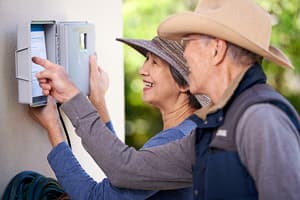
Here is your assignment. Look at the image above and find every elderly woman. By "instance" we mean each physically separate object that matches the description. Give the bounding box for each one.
[29,36,205,199]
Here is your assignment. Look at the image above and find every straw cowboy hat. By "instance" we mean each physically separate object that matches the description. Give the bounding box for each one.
[157,0,294,69]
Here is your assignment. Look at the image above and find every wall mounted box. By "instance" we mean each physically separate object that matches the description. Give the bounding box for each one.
[15,20,95,107]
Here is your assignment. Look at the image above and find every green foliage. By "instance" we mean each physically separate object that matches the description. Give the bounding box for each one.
[123,0,300,148]
[258,0,300,111]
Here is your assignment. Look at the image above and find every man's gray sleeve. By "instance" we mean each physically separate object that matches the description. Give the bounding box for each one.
[61,93,194,190]
[236,103,300,200]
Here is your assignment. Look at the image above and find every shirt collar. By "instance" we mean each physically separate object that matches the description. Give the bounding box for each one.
[194,64,266,120]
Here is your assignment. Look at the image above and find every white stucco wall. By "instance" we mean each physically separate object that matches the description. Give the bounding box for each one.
[0,0,124,195]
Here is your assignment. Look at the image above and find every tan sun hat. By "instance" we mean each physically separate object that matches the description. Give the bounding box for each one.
[157,0,294,69]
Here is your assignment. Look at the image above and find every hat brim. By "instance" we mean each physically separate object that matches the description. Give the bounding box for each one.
[158,12,294,69]
[116,38,150,57]
[116,37,189,82]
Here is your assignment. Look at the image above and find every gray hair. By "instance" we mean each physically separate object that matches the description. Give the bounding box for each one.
[226,42,263,66]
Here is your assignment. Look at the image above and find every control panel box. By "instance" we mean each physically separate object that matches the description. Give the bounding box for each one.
[15,20,95,107]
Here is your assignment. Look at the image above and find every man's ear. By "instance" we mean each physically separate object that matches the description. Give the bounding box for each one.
[212,39,227,65]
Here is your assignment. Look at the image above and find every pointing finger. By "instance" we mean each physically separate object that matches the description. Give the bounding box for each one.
[32,57,58,70]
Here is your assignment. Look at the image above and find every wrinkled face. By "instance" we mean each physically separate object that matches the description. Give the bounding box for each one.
[139,53,181,108]
[182,34,214,95]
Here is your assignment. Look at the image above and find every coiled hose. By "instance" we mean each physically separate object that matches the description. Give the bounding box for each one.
[2,171,69,200]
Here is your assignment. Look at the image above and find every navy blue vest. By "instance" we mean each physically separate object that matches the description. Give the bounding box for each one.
[192,65,300,200]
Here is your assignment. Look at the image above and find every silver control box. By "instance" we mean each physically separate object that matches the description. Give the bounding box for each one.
[15,20,95,107]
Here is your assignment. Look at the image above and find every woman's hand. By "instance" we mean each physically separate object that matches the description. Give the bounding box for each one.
[28,96,64,147]
[88,55,110,123]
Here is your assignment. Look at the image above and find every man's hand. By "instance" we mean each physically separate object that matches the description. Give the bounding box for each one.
[32,57,80,103]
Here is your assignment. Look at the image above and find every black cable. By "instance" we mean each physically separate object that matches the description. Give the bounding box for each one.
[57,103,72,149]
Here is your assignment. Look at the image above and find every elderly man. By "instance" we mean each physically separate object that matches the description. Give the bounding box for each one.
[33,0,300,199]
